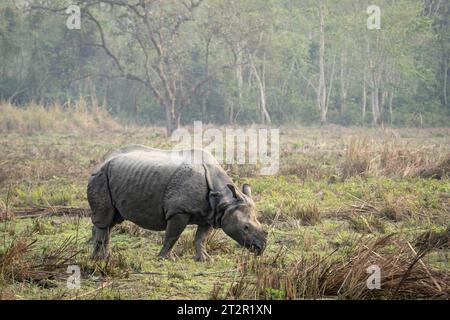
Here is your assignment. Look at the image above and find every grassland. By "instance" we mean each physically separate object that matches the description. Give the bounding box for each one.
[0,117,449,299]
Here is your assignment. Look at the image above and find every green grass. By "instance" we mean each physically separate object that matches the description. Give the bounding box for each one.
[0,126,449,299]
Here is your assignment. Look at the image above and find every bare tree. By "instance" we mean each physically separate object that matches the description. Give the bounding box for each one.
[339,42,349,115]
[248,53,270,124]
[366,34,382,125]
[37,0,234,135]
[317,3,328,124]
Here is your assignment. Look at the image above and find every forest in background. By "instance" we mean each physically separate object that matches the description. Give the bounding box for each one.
[0,0,449,133]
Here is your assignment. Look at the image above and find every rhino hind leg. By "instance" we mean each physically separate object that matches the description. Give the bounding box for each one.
[91,214,123,260]
[158,214,190,260]
[91,226,112,260]
[88,167,124,260]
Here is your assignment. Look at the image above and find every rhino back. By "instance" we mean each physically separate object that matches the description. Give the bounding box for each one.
[90,146,229,229]
[108,150,179,230]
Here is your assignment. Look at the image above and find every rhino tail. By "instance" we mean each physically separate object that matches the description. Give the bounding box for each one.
[87,162,117,229]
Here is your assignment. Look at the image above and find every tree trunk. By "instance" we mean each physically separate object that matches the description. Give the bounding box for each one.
[442,2,449,106]
[380,89,387,116]
[228,98,234,124]
[232,47,244,124]
[363,73,367,121]
[250,54,271,125]
[164,99,179,136]
[340,44,348,114]
[201,36,212,122]
[389,90,394,125]
[371,86,381,125]
[366,33,382,126]
[318,4,327,125]
[444,47,449,106]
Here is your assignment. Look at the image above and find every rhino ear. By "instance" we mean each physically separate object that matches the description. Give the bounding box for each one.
[242,184,252,197]
[227,184,245,201]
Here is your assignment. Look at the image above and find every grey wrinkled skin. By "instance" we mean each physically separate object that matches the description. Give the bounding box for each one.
[87,145,267,261]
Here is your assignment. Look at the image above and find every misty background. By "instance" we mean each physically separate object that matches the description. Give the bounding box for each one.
[0,0,449,133]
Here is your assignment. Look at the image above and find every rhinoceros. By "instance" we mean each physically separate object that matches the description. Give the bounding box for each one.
[87,145,267,261]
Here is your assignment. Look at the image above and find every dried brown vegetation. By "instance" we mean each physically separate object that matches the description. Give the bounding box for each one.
[113,221,152,238]
[415,227,450,251]
[291,204,322,226]
[348,215,387,234]
[0,99,120,135]
[173,229,233,258]
[419,153,450,180]
[340,137,441,179]
[214,235,449,300]
[0,237,81,287]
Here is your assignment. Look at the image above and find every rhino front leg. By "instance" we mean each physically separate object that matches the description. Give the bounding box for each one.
[158,214,190,259]
[194,225,213,262]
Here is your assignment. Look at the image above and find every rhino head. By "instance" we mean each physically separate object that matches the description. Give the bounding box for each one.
[216,184,267,255]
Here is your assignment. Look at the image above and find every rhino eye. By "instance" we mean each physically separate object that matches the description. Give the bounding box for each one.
[244,225,249,231]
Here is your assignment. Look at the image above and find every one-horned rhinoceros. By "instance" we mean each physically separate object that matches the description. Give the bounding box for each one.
[87,145,267,261]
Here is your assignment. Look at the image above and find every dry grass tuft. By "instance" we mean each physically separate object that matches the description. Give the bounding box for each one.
[0,201,14,221]
[324,190,433,223]
[341,138,372,178]
[279,159,332,180]
[85,250,131,279]
[415,226,450,251]
[290,204,322,226]
[173,229,232,258]
[0,99,120,134]
[205,230,233,255]
[0,185,14,221]
[214,235,449,300]
[113,221,151,237]
[380,194,416,222]
[0,239,35,282]
[0,236,82,287]
[340,137,440,179]
[419,153,450,180]
[348,214,387,234]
